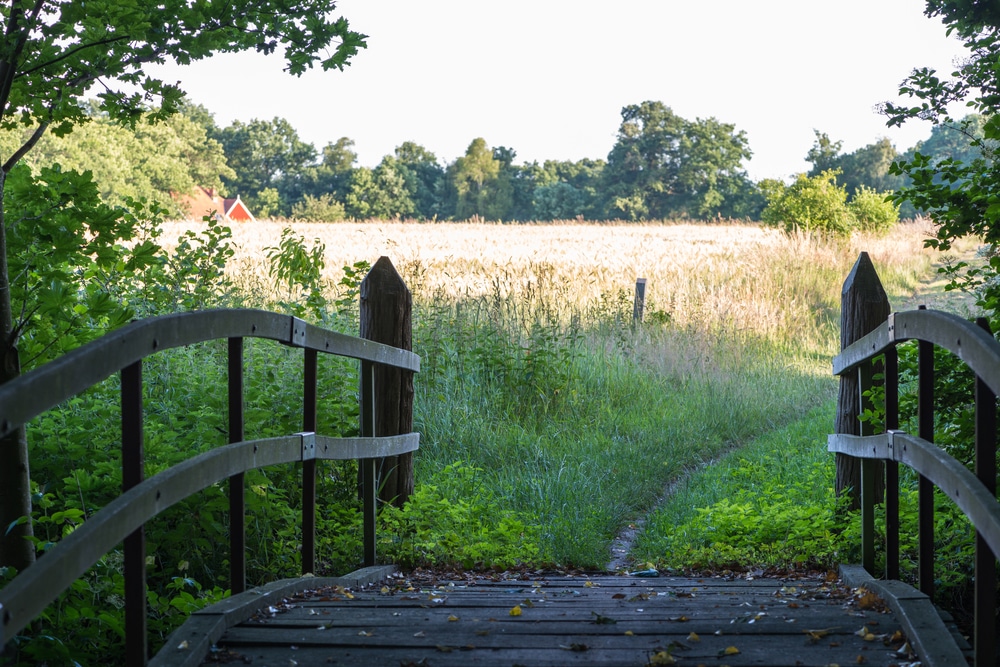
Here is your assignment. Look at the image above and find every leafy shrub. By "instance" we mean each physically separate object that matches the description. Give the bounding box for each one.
[849,185,899,233]
[379,463,541,569]
[761,170,855,235]
[291,193,346,222]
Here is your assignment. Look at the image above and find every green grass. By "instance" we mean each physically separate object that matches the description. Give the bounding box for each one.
[631,400,851,571]
[405,295,838,568]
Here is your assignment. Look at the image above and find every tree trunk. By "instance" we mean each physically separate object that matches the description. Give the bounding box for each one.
[359,256,414,507]
[835,252,889,510]
[0,168,35,571]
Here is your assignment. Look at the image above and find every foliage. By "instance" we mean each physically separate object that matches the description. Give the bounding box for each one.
[264,227,330,319]
[344,158,415,220]
[379,463,541,569]
[291,192,347,222]
[882,2,1000,316]
[3,163,163,369]
[760,170,856,234]
[807,131,905,198]
[449,137,507,220]
[1,108,233,216]
[602,100,753,220]
[217,117,317,215]
[848,185,900,233]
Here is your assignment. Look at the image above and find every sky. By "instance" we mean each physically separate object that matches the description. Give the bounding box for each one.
[148,0,970,182]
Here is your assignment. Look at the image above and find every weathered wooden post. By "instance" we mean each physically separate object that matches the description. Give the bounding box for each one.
[633,278,647,326]
[835,253,889,512]
[360,256,414,508]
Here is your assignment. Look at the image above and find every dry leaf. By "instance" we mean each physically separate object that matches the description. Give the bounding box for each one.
[687,632,700,642]
[625,630,634,636]
[647,650,676,665]
[509,605,522,616]
[722,646,740,656]
[447,615,459,622]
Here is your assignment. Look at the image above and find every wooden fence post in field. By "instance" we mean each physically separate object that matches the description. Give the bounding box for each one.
[360,256,414,508]
[836,252,889,511]
[633,278,647,326]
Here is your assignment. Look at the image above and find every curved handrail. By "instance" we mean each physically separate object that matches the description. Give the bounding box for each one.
[830,304,1000,666]
[833,309,1000,395]
[0,432,419,642]
[829,431,1000,561]
[0,309,420,439]
[0,307,421,657]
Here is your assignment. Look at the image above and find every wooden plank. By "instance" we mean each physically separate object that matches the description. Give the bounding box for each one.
[0,309,420,440]
[196,575,917,667]
[833,309,1000,398]
[313,433,420,461]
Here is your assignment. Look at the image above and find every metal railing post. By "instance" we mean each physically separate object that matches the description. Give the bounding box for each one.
[302,348,318,575]
[917,308,935,600]
[360,359,377,567]
[228,338,246,595]
[121,360,147,664]
[884,346,900,580]
[974,317,996,667]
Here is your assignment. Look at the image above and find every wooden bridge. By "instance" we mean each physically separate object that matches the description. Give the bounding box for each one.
[0,254,997,666]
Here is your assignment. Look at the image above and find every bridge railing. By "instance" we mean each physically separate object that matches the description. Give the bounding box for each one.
[0,304,419,664]
[828,253,998,667]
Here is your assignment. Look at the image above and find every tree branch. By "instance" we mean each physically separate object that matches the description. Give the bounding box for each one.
[3,120,46,173]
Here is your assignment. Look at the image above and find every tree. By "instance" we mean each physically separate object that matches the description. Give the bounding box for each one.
[603,101,752,220]
[217,116,317,215]
[806,130,844,175]
[285,136,358,208]
[6,107,234,215]
[344,157,414,220]
[0,0,365,572]
[393,141,444,219]
[882,3,1000,315]
[449,137,505,220]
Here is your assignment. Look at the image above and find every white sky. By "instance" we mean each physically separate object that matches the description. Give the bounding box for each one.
[148,0,969,182]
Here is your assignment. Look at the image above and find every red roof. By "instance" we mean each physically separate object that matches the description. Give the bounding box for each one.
[175,186,256,222]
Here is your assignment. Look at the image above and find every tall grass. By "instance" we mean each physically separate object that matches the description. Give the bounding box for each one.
[157,218,939,568]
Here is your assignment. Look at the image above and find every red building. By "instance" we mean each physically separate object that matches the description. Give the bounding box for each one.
[175,186,257,223]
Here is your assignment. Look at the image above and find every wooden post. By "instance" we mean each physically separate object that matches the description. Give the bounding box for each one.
[633,278,647,326]
[835,252,889,510]
[359,256,414,507]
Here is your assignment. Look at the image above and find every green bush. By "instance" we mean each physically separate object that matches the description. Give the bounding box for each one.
[290,193,346,222]
[762,170,854,235]
[849,185,899,233]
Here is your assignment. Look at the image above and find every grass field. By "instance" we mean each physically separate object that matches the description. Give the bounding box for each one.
[160,218,948,568]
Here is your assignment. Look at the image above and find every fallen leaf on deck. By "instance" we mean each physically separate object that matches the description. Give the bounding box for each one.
[687,632,700,642]
[592,612,617,625]
[721,646,740,656]
[560,643,589,651]
[647,650,676,665]
[447,615,459,622]
[509,605,522,616]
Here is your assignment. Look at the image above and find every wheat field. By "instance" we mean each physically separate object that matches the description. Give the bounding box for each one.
[161,218,944,348]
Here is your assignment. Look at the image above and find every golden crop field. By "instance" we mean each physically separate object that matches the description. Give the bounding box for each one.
[161,218,945,346]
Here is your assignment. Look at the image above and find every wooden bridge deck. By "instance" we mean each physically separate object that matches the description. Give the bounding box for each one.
[155,566,962,667]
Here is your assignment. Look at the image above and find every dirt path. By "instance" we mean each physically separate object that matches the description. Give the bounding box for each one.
[606,246,985,571]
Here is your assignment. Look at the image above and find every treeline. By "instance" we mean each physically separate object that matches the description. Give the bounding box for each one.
[0,98,987,222]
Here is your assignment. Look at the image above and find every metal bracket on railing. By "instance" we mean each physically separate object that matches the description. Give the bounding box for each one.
[290,317,308,347]
[887,429,904,461]
[300,432,317,461]
[886,313,896,342]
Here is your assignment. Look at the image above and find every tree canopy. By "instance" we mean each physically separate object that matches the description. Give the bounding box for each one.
[0,0,366,571]
[883,1,1000,314]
